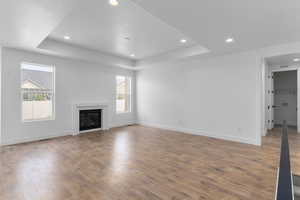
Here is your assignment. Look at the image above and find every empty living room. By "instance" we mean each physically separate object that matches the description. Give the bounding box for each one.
[1,0,300,199]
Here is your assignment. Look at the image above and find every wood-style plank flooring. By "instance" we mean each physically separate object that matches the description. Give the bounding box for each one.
[1,125,300,200]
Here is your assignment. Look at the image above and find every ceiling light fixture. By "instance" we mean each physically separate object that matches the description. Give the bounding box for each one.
[64,35,71,40]
[130,54,135,57]
[225,37,234,43]
[180,39,187,43]
[293,58,300,62]
[109,0,119,6]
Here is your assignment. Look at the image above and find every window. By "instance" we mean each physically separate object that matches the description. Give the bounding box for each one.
[21,63,55,121]
[116,75,131,113]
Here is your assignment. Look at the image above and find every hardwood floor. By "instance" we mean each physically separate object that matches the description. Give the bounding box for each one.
[1,125,300,200]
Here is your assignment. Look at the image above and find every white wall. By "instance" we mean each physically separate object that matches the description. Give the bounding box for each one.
[137,51,262,145]
[0,46,2,145]
[1,48,136,145]
[261,59,268,136]
[264,62,272,131]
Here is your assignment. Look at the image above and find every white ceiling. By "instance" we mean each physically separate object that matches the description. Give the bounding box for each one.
[266,54,300,66]
[0,0,81,48]
[1,0,300,68]
[131,0,300,55]
[48,0,198,60]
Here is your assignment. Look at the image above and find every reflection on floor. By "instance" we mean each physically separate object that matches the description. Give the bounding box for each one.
[273,124,297,131]
[1,125,300,200]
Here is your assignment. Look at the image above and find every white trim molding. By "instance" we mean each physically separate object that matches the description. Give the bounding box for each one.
[72,102,109,135]
[1,131,71,146]
[138,121,260,146]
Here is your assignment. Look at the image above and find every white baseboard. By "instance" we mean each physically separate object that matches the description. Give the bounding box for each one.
[138,121,260,146]
[1,131,72,146]
[1,122,260,146]
[110,121,137,128]
[1,121,136,146]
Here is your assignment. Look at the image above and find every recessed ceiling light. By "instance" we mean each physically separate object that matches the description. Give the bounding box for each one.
[225,37,234,43]
[109,0,119,6]
[294,58,300,62]
[180,39,187,43]
[64,35,71,40]
[130,54,135,57]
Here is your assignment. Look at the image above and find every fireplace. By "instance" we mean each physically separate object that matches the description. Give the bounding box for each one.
[73,103,109,135]
[79,109,102,131]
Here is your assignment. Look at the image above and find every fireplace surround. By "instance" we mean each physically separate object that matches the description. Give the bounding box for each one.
[73,103,109,135]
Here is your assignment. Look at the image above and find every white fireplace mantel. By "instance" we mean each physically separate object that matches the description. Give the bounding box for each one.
[72,102,109,135]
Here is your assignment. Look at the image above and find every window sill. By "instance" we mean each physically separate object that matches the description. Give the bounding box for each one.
[22,117,55,123]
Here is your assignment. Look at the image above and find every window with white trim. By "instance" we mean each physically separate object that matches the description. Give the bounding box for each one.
[116,75,131,113]
[21,63,55,121]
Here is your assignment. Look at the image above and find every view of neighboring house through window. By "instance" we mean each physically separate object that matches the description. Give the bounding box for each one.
[21,63,55,121]
[116,75,131,113]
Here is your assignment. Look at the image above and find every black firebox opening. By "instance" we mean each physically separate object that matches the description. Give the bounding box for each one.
[79,109,102,131]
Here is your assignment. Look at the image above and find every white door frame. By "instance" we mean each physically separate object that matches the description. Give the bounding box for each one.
[260,46,300,140]
[266,65,299,132]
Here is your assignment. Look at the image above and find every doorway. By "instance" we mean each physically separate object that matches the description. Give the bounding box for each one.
[273,70,297,129]
[264,53,300,134]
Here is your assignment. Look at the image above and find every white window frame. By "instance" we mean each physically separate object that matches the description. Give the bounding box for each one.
[21,62,56,122]
[116,75,132,114]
